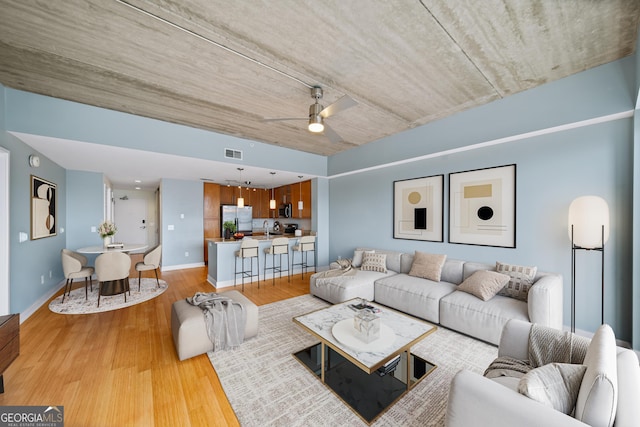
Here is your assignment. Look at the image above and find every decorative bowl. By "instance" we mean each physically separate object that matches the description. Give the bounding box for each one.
[233,233,245,240]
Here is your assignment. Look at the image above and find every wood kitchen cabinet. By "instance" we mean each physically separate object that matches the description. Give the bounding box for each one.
[219,185,236,205]
[203,183,221,263]
[292,180,311,218]
[253,188,273,218]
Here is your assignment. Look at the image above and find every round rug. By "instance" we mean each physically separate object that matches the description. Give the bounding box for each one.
[49,278,168,314]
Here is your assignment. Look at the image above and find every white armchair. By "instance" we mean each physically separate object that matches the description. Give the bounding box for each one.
[445,319,640,427]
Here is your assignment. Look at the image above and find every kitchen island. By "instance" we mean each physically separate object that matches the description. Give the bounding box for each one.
[206,234,315,288]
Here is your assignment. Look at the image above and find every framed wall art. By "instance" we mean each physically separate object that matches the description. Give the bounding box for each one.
[448,164,516,248]
[31,175,57,239]
[394,174,444,242]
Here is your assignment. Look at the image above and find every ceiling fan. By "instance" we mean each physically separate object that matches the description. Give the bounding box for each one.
[264,86,357,143]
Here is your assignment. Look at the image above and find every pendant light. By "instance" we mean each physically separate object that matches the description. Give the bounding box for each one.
[297,176,304,216]
[236,168,244,208]
[269,172,276,210]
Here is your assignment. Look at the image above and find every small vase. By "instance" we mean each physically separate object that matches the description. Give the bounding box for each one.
[224,229,231,240]
[103,236,112,247]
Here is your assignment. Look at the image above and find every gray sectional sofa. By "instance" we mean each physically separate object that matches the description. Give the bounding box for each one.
[310,248,563,345]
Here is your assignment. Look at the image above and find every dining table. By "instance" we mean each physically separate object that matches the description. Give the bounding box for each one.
[76,243,148,254]
[76,243,148,298]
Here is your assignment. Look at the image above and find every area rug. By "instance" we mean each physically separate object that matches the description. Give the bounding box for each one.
[48,278,168,314]
[208,294,498,426]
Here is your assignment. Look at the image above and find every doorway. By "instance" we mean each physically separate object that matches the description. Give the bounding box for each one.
[114,197,148,245]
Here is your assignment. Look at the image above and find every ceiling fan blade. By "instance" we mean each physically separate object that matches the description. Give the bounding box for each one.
[262,117,307,122]
[322,124,343,144]
[320,95,357,118]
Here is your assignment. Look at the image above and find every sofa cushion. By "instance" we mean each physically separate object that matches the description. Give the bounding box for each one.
[440,291,529,345]
[408,251,447,281]
[575,324,618,427]
[458,270,511,301]
[352,250,374,267]
[310,269,391,304]
[361,252,387,273]
[355,248,403,272]
[440,259,466,284]
[496,261,537,301]
[518,363,587,414]
[374,273,457,323]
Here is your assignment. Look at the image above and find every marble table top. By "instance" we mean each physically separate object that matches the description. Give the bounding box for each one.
[294,299,436,371]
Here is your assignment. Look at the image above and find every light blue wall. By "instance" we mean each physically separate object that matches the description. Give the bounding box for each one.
[1,84,68,314]
[312,177,330,267]
[327,57,636,344]
[66,170,105,265]
[160,178,204,267]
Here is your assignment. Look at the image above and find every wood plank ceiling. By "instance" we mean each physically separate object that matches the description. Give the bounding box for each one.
[0,0,638,157]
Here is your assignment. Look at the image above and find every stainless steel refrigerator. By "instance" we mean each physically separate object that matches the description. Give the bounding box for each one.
[221,205,253,235]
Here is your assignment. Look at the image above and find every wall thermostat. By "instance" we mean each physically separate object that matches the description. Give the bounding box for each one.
[29,155,40,167]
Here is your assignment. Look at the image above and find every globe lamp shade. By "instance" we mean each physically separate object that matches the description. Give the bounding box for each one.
[568,196,609,249]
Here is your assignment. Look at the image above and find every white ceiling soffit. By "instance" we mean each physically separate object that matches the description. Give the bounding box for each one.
[12,132,310,190]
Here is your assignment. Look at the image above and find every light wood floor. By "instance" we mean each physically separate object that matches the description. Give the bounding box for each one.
[0,266,310,426]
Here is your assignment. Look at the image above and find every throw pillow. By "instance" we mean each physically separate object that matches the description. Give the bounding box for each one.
[457,270,511,301]
[496,261,537,301]
[352,250,374,268]
[574,324,618,427]
[408,251,447,281]
[360,252,387,273]
[518,363,587,415]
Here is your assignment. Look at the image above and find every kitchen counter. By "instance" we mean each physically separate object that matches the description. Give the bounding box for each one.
[206,234,316,287]
[210,230,315,244]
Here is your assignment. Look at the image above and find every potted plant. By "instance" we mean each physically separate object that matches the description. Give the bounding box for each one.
[222,221,236,240]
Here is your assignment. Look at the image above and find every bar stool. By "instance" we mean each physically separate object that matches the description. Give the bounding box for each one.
[263,237,290,285]
[291,235,316,279]
[234,238,260,291]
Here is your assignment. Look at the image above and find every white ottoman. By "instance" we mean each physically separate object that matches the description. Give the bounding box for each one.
[171,290,258,361]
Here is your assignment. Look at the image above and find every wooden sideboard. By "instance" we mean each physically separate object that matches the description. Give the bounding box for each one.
[0,313,20,393]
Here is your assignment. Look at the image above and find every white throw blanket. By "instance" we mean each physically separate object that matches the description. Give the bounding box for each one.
[484,324,590,378]
[313,258,357,287]
[187,292,246,351]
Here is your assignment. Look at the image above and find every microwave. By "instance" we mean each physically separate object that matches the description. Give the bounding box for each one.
[279,203,292,218]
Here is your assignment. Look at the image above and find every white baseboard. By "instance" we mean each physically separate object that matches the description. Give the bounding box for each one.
[161,262,204,272]
[20,280,66,323]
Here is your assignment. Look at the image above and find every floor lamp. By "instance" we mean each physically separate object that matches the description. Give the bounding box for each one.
[568,196,609,333]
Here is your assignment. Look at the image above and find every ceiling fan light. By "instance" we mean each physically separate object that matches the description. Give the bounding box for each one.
[308,116,324,133]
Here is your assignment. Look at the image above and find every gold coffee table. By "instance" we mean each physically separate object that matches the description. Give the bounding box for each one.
[293,299,436,424]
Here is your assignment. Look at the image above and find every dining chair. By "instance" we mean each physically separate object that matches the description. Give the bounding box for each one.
[291,235,316,279]
[95,251,131,307]
[234,238,260,291]
[134,245,162,291]
[61,249,95,302]
[263,237,290,285]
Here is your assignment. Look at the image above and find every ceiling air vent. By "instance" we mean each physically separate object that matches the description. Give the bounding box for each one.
[224,148,243,160]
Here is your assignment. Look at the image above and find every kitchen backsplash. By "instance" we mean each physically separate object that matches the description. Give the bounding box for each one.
[252,218,311,231]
